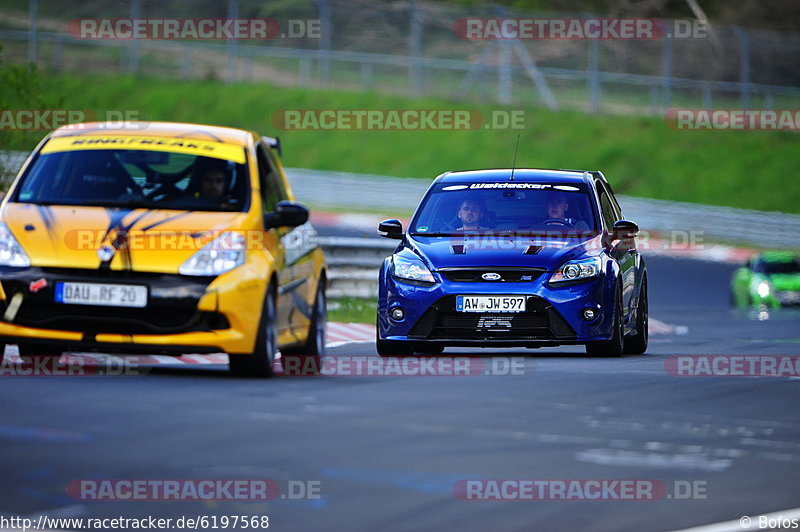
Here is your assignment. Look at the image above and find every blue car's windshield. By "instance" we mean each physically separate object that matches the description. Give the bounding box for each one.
[410,182,599,235]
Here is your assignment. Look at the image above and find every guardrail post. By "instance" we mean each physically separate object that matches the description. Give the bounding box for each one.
[650,85,659,115]
[702,84,712,109]
[181,47,193,79]
[315,0,332,87]
[733,26,751,110]
[52,35,63,71]
[127,0,141,73]
[588,38,600,114]
[300,57,312,86]
[661,33,672,111]
[226,0,239,84]
[498,40,512,104]
[27,0,37,64]
[361,61,373,89]
[409,0,423,97]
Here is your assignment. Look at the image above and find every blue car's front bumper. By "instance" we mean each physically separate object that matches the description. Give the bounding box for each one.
[378,261,617,347]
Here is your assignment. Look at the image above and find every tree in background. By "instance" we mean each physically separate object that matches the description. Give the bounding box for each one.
[0,45,63,184]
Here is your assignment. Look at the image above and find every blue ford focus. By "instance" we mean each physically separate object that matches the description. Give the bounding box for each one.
[376,169,648,357]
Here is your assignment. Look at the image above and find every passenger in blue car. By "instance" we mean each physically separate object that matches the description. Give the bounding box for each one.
[455,195,489,230]
[543,191,590,230]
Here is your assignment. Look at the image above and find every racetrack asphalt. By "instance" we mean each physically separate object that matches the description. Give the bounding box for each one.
[0,251,798,530]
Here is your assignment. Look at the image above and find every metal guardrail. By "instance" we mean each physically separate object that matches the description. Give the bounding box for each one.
[3,9,800,115]
[6,28,800,102]
[2,152,799,300]
[3,153,799,249]
[285,167,800,250]
[319,236,395,299]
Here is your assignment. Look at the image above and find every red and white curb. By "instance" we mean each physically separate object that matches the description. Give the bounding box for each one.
[650,318,689,336]
[1,322,375,367]
[327,321,375,347]
[0,319,685,368]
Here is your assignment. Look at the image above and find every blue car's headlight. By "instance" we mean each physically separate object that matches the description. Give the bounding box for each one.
[550,256,602,284]
[391,253,435,284]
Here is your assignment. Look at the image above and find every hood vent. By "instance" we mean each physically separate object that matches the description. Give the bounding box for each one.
[524,244,543,255]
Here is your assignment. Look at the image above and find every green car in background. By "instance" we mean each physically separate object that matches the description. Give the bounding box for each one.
[731,252,800,308]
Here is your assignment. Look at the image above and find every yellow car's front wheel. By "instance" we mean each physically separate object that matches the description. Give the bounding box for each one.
[229,284,278,378]
[18,343,63,365]
[280,278,326,374]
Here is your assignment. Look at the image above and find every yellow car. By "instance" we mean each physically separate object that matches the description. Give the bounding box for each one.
[0,121,326,377]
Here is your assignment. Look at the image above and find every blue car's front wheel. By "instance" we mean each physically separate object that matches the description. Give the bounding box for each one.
[585,285,624,357]
[376,316,413,357]
[624,276,648,355]
[415,343,444,355]
[376,338,414,357]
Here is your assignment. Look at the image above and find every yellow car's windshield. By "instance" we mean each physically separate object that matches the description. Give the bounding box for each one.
[15,149,250,212]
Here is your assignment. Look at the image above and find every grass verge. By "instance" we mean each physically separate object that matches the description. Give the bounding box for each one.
[328,297,376,325]
[4,71,799,213]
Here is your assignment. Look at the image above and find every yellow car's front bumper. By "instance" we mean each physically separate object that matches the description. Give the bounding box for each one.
[0,260,270,355]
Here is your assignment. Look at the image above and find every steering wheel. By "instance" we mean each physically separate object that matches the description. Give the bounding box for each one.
[540,218,576,228]
[145,183,182,202]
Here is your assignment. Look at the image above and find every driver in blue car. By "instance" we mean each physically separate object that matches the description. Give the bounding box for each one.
[544,191,590,230]
[455,196,488,231]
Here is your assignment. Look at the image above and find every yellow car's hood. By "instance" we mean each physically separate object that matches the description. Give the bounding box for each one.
[4,203,250,274]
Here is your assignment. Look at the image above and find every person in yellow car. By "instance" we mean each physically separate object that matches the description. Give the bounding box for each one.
[185,158,234,210]
[0,121,327,377]
[199,166,228,202]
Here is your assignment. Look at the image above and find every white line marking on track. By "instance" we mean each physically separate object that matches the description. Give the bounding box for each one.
[0,317,685,368]
[576,448,732,472]
[671,506,800,531]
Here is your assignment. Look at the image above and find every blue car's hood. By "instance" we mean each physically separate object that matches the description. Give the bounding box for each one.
[408,234,602,271]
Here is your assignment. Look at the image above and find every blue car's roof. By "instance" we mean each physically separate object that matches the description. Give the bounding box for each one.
[439,169,589,184]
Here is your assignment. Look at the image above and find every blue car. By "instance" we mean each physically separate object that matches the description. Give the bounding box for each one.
[376,169,648,357]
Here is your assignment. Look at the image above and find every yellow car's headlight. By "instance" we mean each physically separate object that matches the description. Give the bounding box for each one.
[0,223,31,267]
[179,232,246,276]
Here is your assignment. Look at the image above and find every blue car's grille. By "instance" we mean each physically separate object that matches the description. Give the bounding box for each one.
[408,295,575,341]
[437,267,545,283]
